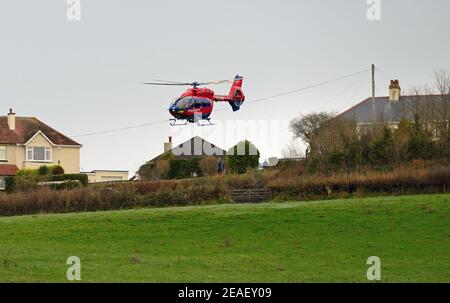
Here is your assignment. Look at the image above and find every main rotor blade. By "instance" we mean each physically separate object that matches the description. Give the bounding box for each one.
[143,77,239,87]
[142,82,191,86]
[151,79,190,84]
[200,79,234,85]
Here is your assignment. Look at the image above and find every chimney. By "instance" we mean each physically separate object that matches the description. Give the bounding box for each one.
[7,109,16,131]
[164,136,173,152]
[389,80,401,102]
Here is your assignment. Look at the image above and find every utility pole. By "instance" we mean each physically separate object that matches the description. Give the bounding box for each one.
[371,64,376,123]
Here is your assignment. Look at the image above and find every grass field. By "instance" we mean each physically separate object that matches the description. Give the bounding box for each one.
[0,194,449,282]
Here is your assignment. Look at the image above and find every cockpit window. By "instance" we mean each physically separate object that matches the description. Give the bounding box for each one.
[174,97,193,109]
[173,97,210,109]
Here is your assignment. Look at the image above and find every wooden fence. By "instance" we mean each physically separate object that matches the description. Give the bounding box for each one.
[226,188,272,203]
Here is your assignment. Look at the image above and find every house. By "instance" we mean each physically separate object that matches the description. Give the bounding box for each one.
[83,170,129,183]
[161,136,226,160]
[336,80,450,130]
[133,136,226,180]
[150,136,226,163]
[0,109,82,190]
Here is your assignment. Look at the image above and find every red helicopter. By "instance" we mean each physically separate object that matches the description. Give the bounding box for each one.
[143,75,245,126]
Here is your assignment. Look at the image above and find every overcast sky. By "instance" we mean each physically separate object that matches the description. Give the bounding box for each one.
[1,0,449,174]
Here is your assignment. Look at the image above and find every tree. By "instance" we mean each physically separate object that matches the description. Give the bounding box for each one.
[138,152,173,181]
[289,112,335,156]
[370,126,395,165]
[281,140,305,158]
[432,70,450,155]
[226,140,260,174]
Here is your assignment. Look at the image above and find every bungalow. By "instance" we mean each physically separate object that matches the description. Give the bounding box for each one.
[336,80,450,130]
[83,170,129,183]
[133,136,226,180]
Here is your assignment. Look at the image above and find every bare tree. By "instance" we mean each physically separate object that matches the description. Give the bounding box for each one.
[282,140,305,158]
[405,70,450,153]
[289,111,335,156]
[434,70,450,95]
[433,70,450,148]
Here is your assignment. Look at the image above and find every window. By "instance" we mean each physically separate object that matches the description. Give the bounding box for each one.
[0,177,5,190]
[0,146,6,161]
[192,98,210,108]
[26,146,52,162]
[174,97,193,109]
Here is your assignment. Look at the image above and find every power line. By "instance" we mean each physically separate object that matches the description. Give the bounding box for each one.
[243,68,370,105]
[73,119,168,137]
[72,68,371,138]
[325,70,368,106]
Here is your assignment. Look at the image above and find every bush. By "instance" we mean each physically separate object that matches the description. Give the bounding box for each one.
[13,175,38,192]
[49,180,82,190]
[0,164,448,217]
[226,140,260,174]
[38,165,50,176]
[50,174,89,187]
[4,176,16,193]
[168,159,202,179]
[138,160,170,181]
[16,168,38,177]
[50,165,65,175]
[199,157,220,176]
[265,166,450,200]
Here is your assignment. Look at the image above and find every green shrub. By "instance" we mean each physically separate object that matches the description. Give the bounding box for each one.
[50,174,89,187]
[16,168,38,177]
[226,140,260,174]
[168,159,202,179]
[49,180,81,190]
[4,177,16,193]
[13,175,38,192]
[50,165,65,175]
[38,165,50,176]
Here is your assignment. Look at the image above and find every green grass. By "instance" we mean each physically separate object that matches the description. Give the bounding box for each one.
[0,194,449,282]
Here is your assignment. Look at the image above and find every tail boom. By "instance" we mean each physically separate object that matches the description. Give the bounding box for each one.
[213,75,245,111]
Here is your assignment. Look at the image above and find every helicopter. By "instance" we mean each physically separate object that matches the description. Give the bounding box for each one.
[143,75,245,126]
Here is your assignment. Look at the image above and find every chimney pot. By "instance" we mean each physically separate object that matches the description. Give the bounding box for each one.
[7,108,16,130]
[164,136,173,153]
[389,80,401,102]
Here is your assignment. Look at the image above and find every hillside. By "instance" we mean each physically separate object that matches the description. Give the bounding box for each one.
[0,194,449,282]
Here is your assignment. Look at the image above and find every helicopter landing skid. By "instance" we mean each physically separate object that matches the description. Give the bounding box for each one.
[169,118,214,126]
[196,118,214,127]
[169,119,189,126]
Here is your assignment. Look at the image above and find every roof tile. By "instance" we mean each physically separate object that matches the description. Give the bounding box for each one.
[0,116,80,146]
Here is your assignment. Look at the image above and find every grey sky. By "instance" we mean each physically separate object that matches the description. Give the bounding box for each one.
[1,0,449,174]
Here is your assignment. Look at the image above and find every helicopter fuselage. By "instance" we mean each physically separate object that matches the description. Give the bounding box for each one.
[169,88,215,122]
[167,75,245,123]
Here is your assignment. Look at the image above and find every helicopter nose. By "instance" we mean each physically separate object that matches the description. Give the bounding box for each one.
[169,107,184,118]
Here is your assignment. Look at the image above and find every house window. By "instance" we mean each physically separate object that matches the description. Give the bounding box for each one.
[0,146,6,161]
[0,177,5,190]
[26,147,52,162]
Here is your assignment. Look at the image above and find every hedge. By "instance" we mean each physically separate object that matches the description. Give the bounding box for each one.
[4,173,89,192]
[49,174,89,187]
